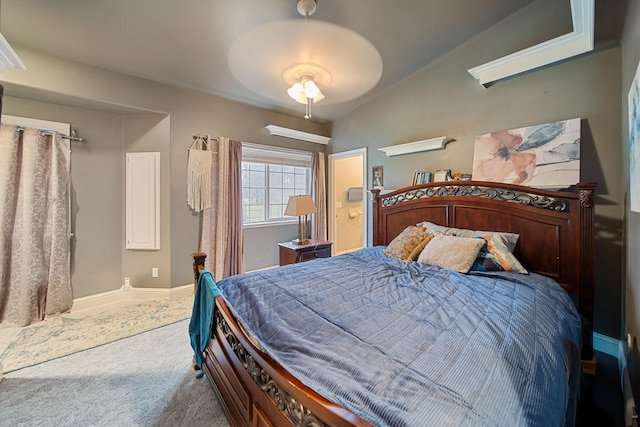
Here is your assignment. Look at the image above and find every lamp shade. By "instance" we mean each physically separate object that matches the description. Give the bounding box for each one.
[285,195,316,216]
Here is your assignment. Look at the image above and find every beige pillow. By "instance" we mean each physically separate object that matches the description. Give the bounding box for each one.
[384,226,434,261]
[417,234,485,273]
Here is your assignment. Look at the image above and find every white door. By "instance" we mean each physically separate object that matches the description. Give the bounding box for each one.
[328,148,367,255]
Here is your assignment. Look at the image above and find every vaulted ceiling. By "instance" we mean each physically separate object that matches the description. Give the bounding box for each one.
[0,0,628,121]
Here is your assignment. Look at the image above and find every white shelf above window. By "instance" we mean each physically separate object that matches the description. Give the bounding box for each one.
[265,125,331,145]
[378,136,451,157]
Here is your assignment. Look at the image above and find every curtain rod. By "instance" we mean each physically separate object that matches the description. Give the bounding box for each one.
[193,134,219,142]
[16,125,85,142]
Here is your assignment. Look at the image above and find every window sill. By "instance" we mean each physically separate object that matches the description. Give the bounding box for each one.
[243,220,298,230]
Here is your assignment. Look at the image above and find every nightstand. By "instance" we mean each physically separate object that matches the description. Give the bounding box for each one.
[278,239,333,266]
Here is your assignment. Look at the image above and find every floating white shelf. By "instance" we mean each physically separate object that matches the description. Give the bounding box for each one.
[0,32,26,72]
[265,124,331,145]
[468,0,594,87]
[378,136,451,157]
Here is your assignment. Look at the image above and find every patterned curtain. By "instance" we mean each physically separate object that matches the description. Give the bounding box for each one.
[199,137,244,280]
[0,124,72,326]
[310,152,327,240]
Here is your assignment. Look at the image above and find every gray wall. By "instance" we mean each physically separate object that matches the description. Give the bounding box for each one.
[330,1,624,338]
[623,0,640,352]
[1,46,329,297]
[0,0,628,340]
[122,114,172,288]
[245,224,298,270]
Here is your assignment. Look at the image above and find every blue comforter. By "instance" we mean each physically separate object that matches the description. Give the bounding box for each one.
[218,247,582,427]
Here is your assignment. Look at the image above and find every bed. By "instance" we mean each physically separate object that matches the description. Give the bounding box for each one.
[191,180,596,427]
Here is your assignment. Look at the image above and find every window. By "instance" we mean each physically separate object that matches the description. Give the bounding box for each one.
[241,144,312,225]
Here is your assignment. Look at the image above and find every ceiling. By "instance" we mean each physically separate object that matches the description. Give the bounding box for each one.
[0,0,628,122]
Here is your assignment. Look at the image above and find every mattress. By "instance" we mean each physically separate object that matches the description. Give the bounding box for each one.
[217,247,582,427]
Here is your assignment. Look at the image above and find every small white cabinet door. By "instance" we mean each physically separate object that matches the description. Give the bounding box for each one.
[126,152,160,250]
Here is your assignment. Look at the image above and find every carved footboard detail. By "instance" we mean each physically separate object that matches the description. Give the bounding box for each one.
[216,310,328,427]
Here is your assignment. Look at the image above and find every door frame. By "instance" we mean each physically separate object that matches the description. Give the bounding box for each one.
[328,147,368,254]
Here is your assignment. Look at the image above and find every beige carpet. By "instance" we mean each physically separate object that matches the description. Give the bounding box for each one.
[0,297,193,373]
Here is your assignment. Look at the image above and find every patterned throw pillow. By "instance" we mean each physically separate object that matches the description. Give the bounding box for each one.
[470,234,528,274]
[384,226,434,261]
[416,221,520,252]
[416,234,485,273]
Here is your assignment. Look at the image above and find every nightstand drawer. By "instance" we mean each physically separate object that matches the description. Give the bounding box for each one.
[298,246,331,262]
[278,240,333,266]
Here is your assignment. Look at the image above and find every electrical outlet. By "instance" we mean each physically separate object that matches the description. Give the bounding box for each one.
[152,267,159,278]
[124,277,131,287]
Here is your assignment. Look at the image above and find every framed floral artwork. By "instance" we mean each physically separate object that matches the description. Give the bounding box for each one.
[472,118,580,188]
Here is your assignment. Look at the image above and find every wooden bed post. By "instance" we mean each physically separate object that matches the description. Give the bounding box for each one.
[577,182,596,362]
[190,252,207,372]
[192,252,207,284]
[371,188,381,246]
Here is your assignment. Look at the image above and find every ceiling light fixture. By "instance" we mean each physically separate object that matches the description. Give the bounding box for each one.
[227,0,382,120]
[283,63,330,119]
[284,0,325,119]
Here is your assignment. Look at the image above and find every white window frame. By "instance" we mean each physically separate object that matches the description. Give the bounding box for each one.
[241,143,313,228]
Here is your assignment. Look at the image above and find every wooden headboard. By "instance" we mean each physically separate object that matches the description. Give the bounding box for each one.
[372,181,596,359]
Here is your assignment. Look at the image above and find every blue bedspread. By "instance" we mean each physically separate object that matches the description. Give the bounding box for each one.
[218,247,582,427]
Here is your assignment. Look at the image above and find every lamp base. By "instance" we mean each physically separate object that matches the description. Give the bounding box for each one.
[291,238,309,245]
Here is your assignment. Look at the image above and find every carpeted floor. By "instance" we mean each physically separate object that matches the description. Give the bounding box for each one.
[0,318,228,426]
[0,297,194,373]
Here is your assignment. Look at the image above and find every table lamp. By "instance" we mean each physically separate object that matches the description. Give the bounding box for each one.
[284,194,316,245]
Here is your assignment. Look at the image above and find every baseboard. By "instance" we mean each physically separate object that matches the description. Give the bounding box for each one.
[247,265,279,272]
[594,332,622,359]
[593,332,634,425]
[71,283,194,313]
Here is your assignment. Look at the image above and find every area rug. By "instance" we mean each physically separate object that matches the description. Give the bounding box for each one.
[0,297,193,373]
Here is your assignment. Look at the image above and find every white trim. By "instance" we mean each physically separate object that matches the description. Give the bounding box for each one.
[1,114,70,135]
[242,142,312,167]
[243,219,298,229]
[246,265,279,272]
[0,32,26,72]
[71,283,194,313]
[125,152,161,250]
[378,136,451,157]
[468,0,594,86]
[265,125,331,145]
[328,148,368,254]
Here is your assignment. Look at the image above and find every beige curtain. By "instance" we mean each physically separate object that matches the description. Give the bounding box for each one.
[0,124,72,326]
[199,137,244,280]
[310,152,327,240]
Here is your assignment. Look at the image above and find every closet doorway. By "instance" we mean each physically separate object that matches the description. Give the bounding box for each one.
[328,148,367,255]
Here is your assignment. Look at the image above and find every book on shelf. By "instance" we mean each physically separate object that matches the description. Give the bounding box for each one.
[412,171,433,185]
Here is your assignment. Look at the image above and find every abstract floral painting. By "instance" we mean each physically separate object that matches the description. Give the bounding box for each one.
[472,118,580,188]
[629,61,640,213]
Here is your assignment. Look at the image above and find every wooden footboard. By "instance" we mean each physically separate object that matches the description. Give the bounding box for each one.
[192,252,373,427]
